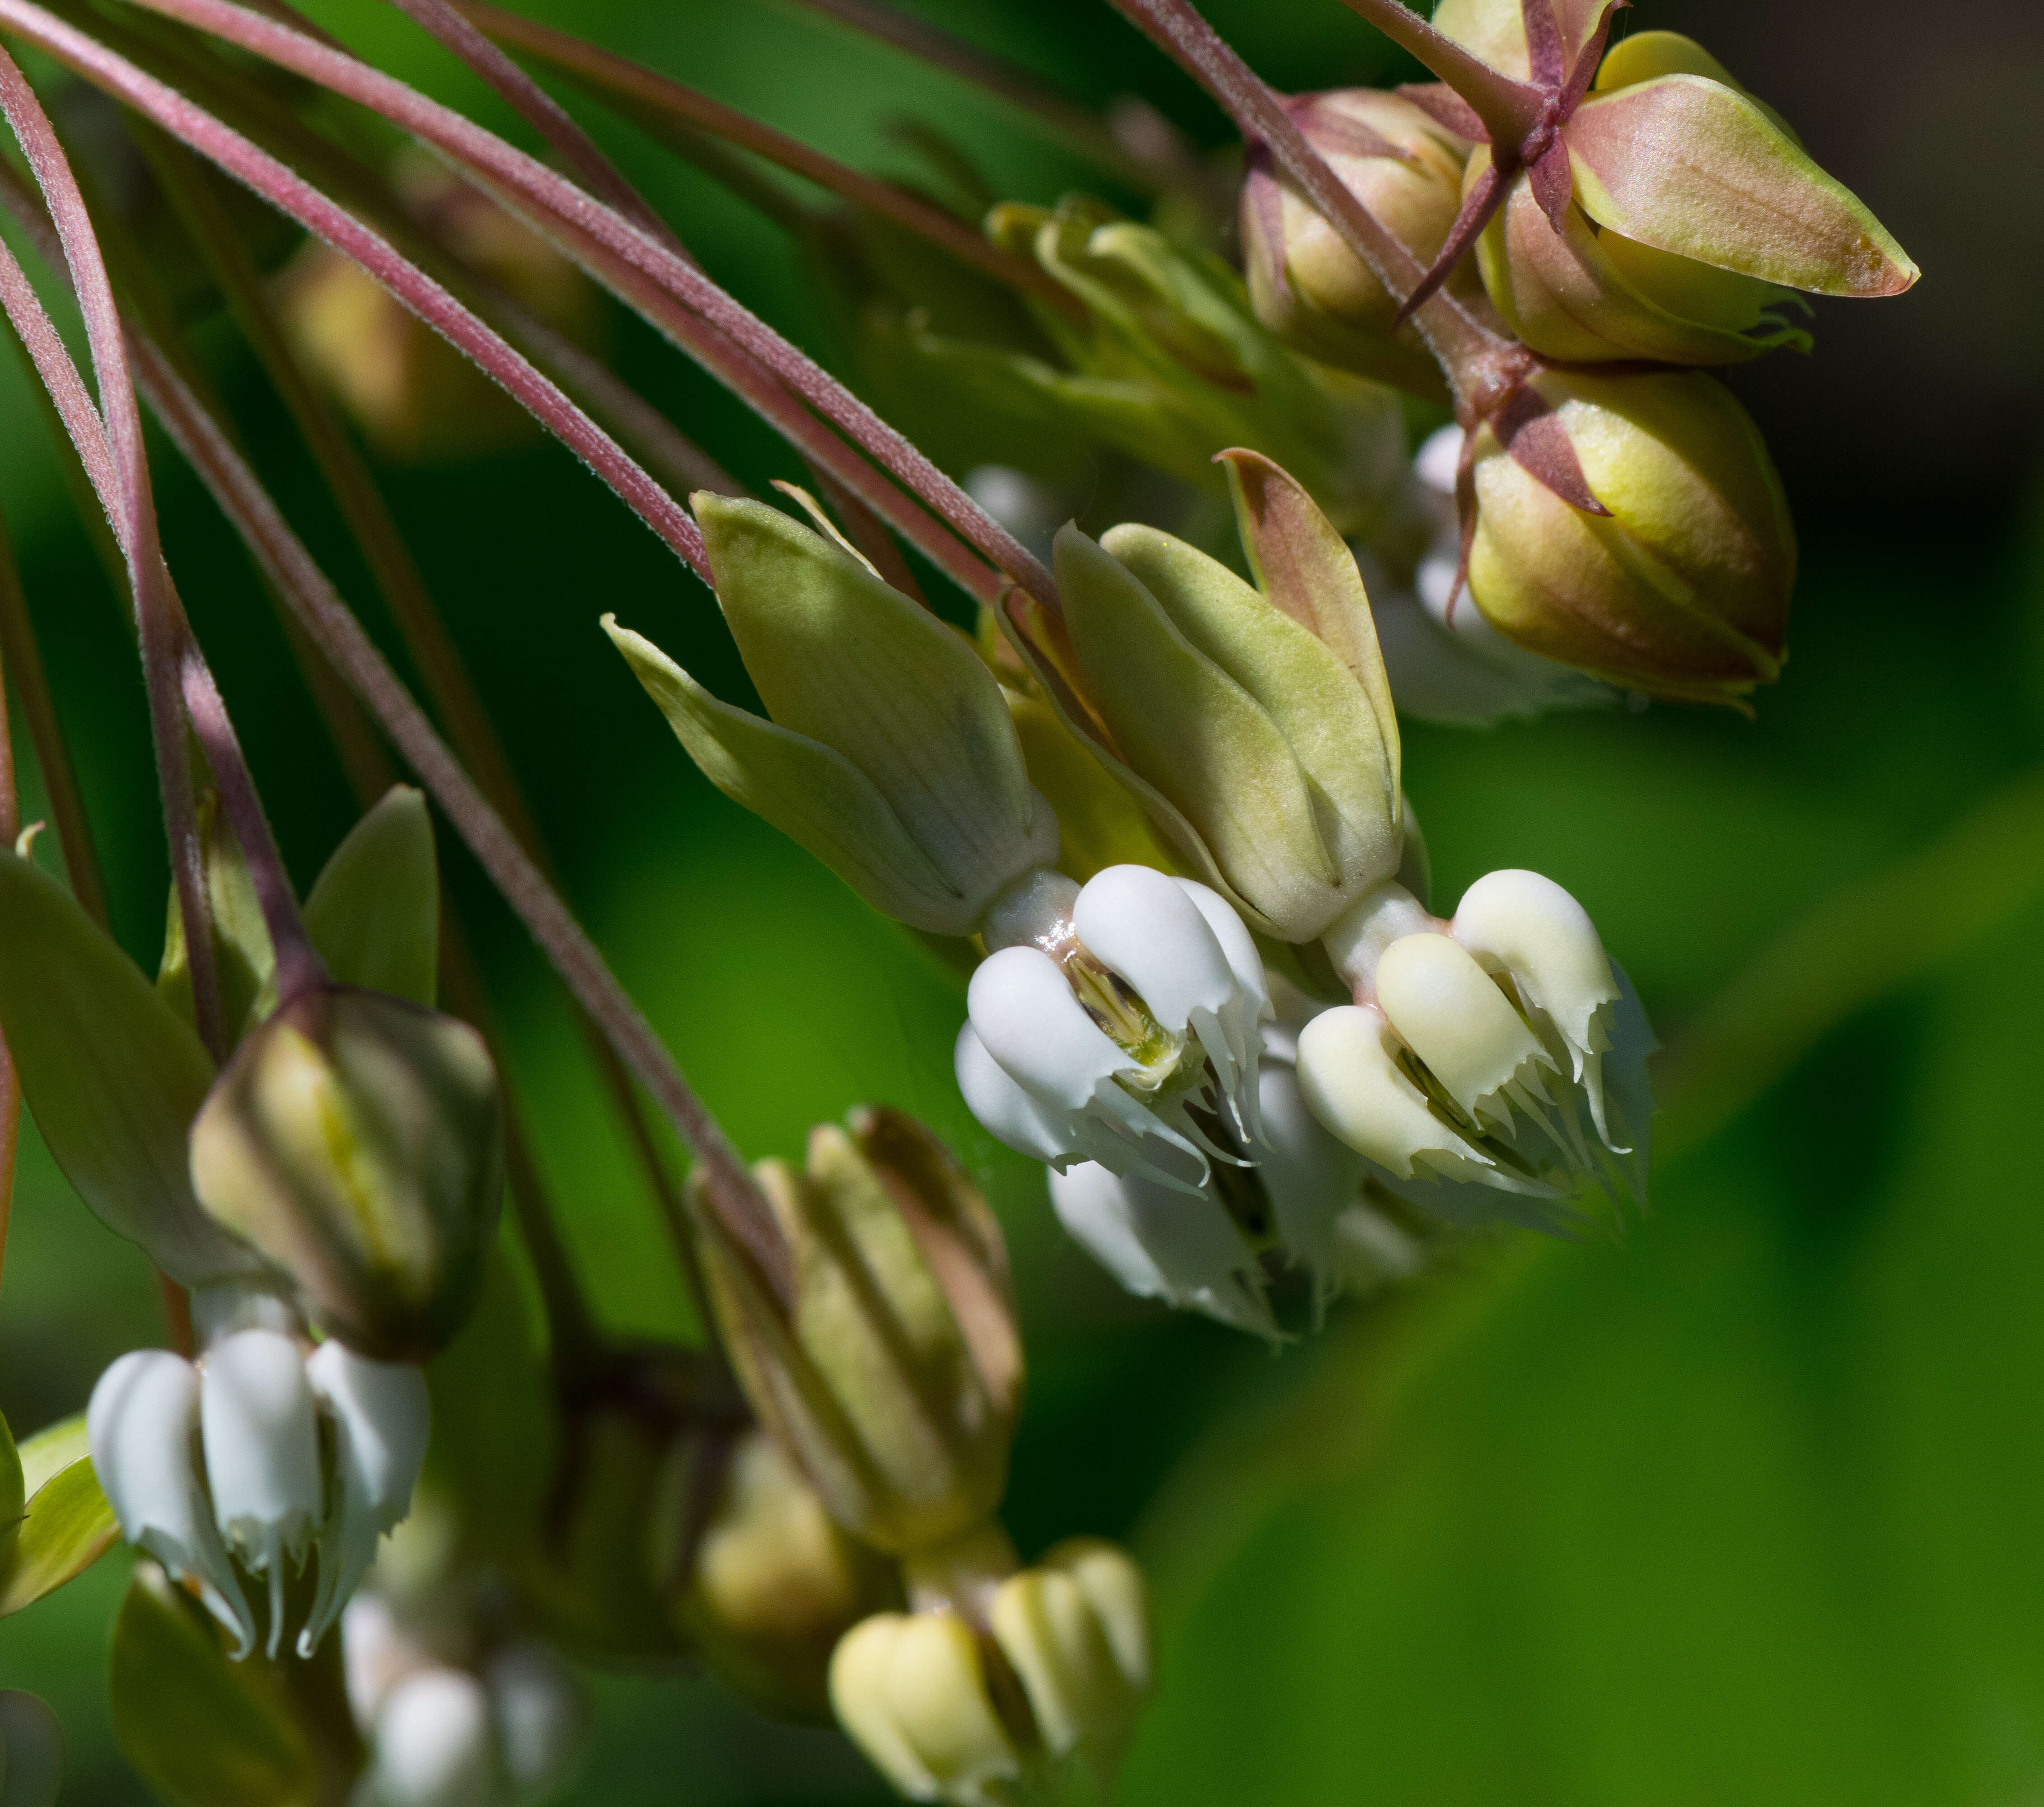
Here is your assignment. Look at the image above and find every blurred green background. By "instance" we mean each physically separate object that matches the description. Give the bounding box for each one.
[2,0,2042,1801]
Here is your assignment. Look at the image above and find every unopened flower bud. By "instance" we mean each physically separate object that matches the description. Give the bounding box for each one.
[694,1110,1021,1555]
[609,494,1056,937]
[1026,454,1406,941]
[988,1539,1149,1767]
[830,1612,1020,1807]
[1242,89,1473,391]
[189,984,505,1362]
[665,1427,897,1721]
[1463,368,1794,704]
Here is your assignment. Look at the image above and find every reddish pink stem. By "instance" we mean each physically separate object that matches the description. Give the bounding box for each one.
[95,0,1058,610]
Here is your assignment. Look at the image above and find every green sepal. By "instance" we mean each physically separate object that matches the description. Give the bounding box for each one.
[1565,76,1918,297]
[0,1414,119,1617]
[250,786,440,1022]
[109,1563,321,1807]
[1052,525,1347,942]
[0,852,266,1287]
[156,788,272,1045]
[692,494,1052,923]
[605,615,981,934]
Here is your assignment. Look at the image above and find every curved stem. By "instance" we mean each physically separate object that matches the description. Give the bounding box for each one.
[457,3,1082,314]
[86,0,1057,609]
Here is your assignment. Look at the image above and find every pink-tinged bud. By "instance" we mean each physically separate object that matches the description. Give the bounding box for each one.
[1241,90,1473,392]
[1464,368,1794,704]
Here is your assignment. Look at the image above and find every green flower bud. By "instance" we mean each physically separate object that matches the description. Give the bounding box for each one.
[691,1108,1022,1555]
[662,1427,899,1722]
[1467,141,1814,365]
[1463,369,1794,704]
[1240,89,1473,393]
[1014,452,1404,942]
[610,495,1056,938]
[188,985,505,1362]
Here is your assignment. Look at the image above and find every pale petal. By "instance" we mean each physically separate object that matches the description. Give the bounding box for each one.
[86,1350,253,1656]
[966,946,1129,1116]
[1256,1055,1366,1303]
[198,1329,323,1658]
[954,1022,1076,1166]
[1047,1163,1275,1338]
[1373,933,1550,1128]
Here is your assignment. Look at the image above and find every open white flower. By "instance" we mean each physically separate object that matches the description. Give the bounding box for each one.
[958,866,1269,1194]
[1299,871,1654,1217]
[87,1314,430,1663]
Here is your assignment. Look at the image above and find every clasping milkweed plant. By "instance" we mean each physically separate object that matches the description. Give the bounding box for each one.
[0,0,1912,1799]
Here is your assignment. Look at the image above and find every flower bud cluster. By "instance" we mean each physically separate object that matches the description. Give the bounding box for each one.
[829,1526,1151,1807]
[86,1291,429,1662]
[1235,0,1915,705]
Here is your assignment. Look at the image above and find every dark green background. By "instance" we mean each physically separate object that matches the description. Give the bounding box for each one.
[2,0,2040,1800]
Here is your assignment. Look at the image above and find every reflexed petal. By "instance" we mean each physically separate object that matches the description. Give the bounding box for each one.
[1255,1054,1366,1303]
[198,1330,322,1659]
[1296,1004,1534,1190]
[954,1023,1075,1166]
[1373,933,1550,1128]
[1047,1164,1275,1338]
[299,1345,430,1657]
[1074,866,1266,1144]
[1451,868,1622,1136]
[86,1351,253,1657]
[967,947,1131,1117]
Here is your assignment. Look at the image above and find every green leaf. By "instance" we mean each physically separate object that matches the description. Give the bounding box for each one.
[1052,526,1343,943]
[0,1689,64,1807]
[691,495,1050,918]
[157,789,274,1047]
[604,615,983,935]
[0,852,265,1288]
[1565,76,1918,297]
[255,785,439,1016]
[0,1417,118,1619]
[110,1563,316,1807]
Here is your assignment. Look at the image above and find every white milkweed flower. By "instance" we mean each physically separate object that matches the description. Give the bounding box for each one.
[368,1668,496,1807]
[957,865,1270,1194]
[1298,870,1655,1217]
[86,1300,430,1662]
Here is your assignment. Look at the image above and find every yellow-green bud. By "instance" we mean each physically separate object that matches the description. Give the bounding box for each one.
[1241,89,1473,392]
[830,1611,1020,1805]
[1464,369,1794,704]
[188,985,505,1362]
[987,1539,1150,1767]
[664,1428,899,1722]
[693,1109,1023,1555]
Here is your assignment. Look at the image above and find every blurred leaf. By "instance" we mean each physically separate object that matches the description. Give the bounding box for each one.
[0,1688,64,1807]
[109,1562,315,1807]
[0,853,264,1289]
[0,1415,117,1619]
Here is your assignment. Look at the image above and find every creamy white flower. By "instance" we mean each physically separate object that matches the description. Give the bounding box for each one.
[959,866,1268,1193]
[87,1350,252,1653]
[1301,872,1654,1217]
[300,1345,431,1657]
[370,1668,496,1807]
